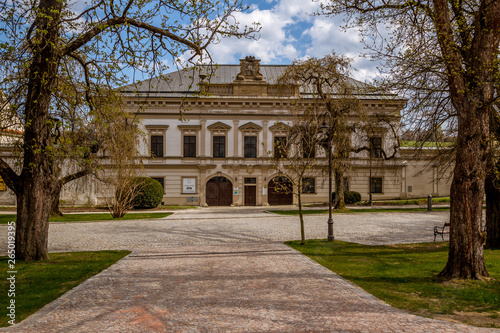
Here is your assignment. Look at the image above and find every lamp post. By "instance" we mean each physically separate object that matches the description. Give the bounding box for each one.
[320,120,334,242]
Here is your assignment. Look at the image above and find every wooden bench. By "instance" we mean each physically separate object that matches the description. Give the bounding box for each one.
[434,222,450,241]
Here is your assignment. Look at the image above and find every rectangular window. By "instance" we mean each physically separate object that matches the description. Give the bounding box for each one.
[302,138,316,158]
[302,177,316,194]
[244,136,257,158]
[370,137,383,158]
[151,135,164,157]
[274,136,287,158]
[151,177,164,190]
[213,136,226,158]
[183,135,196,157]
[343,177,350,191]
[370,177,383,193]
[244,178,257,184]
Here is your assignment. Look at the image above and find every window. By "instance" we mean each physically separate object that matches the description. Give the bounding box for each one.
[151,135,164,157]
[145,125,168,158]
[370,137,383,158]
[183,135,196,157]
[343,177,350,191]
[213,136,226,158]
[370,177,383,193]
[244,177,257,184]
[151,177,164,191]
[302,177,316,194]
[302,138,316,158]
[244,136,257,158]
[274,136,287,158]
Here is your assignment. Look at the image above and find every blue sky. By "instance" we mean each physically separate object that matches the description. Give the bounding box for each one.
[203,0,377,82]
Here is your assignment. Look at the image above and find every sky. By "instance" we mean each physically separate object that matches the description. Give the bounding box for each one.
[203,0,378,82]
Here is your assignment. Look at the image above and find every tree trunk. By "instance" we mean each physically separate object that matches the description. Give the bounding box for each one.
[438,104,489,279]
[15,0,63,260]
[334,169,345,209]
[297,190,305,245]
[50,184,64,217]
[485,169,500,249]
[15,176,55,261]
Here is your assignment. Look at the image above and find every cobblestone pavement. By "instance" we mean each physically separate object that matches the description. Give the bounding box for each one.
[2,207,496,332]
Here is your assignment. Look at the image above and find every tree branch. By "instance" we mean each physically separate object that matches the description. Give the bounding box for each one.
[60,169,91,186]
[63,17,201,57]
[0,158,19,194]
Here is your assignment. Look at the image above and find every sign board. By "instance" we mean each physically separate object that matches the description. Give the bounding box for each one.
[0,176,5,191]
[182,177,196,194]
[234,187,238,195]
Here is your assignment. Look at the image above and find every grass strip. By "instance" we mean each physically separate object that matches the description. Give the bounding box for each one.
[286,240,500,328]
[0,212,172,224]
[270,207,450,215]
[1,250,130,327]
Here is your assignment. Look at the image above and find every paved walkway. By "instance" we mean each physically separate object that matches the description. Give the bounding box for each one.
[1,207,497,332]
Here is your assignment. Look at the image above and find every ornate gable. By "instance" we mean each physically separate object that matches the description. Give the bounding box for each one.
[239,122,263,132]
[269,122,290,133]
[207,122,231,131]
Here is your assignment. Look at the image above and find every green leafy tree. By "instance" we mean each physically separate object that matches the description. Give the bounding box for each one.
[0,0,256,260]
[320,0,500,279]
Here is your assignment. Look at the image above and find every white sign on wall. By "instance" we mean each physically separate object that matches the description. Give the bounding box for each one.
[183,177,196,193]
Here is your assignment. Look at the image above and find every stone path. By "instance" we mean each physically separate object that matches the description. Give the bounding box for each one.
[1,207,496,332]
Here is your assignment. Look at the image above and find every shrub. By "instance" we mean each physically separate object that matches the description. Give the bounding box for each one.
[132,177,163,209]
[332,190,362,204]
[344,191,361,204]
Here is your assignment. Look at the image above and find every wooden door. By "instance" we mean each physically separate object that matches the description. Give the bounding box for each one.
[244,186,256,206]
[206,177,232,206]
[268,177,293,205]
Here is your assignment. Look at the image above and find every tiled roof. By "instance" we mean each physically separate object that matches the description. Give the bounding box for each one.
[120,64,399,100]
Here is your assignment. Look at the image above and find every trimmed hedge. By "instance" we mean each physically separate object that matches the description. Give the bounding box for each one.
[132,177,163,209]
[332,190,362,204]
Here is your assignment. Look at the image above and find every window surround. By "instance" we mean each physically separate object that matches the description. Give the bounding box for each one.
[178,125,201,158]
[370,177,383,194]
[301,177,316,194]
[239,122,262,158]
[145,125,169,158]
[269,122,290,158]
[207,122,231,158]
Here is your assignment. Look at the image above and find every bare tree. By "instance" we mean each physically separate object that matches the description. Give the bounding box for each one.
[269,117,324,245]
[320,0,500,280]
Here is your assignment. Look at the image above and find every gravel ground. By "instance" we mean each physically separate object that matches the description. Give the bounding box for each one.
[0,207,450,254]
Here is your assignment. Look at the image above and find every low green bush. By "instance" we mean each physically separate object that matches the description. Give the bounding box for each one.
[132,177,163,209]
[344,191,361,204]
[332,190,362,204]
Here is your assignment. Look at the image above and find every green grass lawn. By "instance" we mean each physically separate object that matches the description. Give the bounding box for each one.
[369,197,451,206]
[270,207,450,215]
[286,240,500,328]
[0,251,130,327]
[0,212,172,224]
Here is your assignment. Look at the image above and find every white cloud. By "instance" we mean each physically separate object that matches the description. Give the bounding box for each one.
[182,0,380,81]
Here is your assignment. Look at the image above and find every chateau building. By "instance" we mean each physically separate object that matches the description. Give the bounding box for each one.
[115,57,451,206]
[0,57,451,206]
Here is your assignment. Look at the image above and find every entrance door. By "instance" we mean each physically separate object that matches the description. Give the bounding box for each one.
[268,176,293,205]
[206,177,233,206]
[244,186,256,206]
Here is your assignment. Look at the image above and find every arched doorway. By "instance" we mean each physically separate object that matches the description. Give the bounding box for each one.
[206,176,233,206]
[268,176,293,205]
